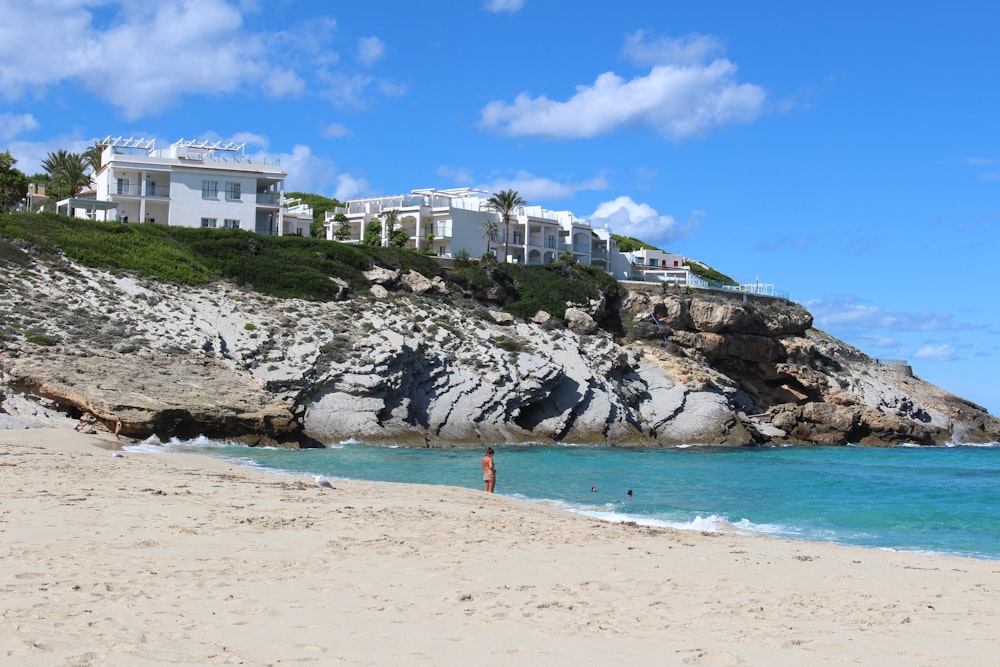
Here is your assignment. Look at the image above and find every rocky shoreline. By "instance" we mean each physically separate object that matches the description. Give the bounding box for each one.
[2,251,998,447]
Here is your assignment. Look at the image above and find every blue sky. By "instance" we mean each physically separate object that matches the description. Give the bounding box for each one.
[2,0,998,417]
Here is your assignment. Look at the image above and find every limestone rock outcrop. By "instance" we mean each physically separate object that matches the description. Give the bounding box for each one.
[2,255,997,447]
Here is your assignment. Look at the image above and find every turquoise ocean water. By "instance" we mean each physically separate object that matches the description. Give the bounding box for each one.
[130,439,1000,560]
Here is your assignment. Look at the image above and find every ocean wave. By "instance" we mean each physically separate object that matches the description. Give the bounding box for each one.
[522,496,801,539]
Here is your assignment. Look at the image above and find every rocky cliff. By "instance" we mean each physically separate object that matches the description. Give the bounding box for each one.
[2,247,997,447]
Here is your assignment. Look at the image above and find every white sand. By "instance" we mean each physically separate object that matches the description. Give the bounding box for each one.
[1,427,998,666]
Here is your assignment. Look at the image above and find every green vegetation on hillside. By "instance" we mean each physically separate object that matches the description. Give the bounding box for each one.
[685,261,737,285]
[612,234,660,253]
[0,211,733,322]
[0,213,623,312]
[0,212,437,300]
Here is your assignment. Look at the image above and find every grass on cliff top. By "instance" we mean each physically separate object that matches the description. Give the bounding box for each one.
[0,212,441,300]
[686,260,737,285]
[0,213,628,316]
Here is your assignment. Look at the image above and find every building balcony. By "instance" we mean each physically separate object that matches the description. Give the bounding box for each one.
[110,184,170,198]
[256,193,281,207]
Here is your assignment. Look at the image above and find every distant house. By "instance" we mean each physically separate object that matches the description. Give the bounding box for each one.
[281,197,314,237]
[77,136,289,234]
[324,187,598,266]
[617,248,706,286]
[25,183,49,212]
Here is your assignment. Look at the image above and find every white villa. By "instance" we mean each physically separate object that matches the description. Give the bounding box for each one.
[617,247,708,287]
[325,188,601,267]
[324,188,709,287]
[62,137,300,235]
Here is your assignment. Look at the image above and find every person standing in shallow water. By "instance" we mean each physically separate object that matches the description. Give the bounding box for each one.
[481,448,496,493]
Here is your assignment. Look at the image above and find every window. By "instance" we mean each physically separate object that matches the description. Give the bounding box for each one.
[147,180,156,197]
[223,219,240,229]
[225,181,241,200]
[116,178,129,195]
[202,180,218,199]
[200,217,217,228]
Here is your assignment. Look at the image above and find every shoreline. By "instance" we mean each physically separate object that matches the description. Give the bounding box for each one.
[135,434,1000,563]
[3,426,999,665]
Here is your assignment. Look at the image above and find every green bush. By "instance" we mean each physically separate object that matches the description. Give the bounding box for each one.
[0,212,445,301]
[25,332,56,346]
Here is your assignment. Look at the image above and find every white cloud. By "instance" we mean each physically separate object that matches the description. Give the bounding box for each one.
[321,123,350,138]
[0,2,401,120]
[357,37,385,67]
[263,67,306,98]
[7,134,98,174]
[479,32,765,141]
[255,143,367,201]
[333,173,369,201]
[94,2,263,120]
[317,71,406,110]
[0,1,90,96]
[589,196,701,243]
[0,1,265,120]
[806,297,963,333]
[856,334,901,349]
[483,0,524,13]
[261,144,336,195]
[227,132,269,148]
[622,31,724,67]
[481,171,609,202]
[436,165,475,185]
[0,112,38,141]
[913,344,956,362]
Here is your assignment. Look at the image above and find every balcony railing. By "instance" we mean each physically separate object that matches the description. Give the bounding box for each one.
[112,184,169,198]
[256,193,281,206]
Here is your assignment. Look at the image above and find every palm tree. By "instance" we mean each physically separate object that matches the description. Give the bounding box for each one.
[83,142,104,175]
[40,150,69,198]
[41,150,90,199]
[482,219,499,256]
[380,209,400,247]
[486,189,526,263]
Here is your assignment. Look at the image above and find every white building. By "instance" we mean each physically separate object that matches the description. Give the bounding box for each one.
[85,137,288,234]
[281,197,314,237]
[322,185,738,290]
[324,188,596,265]
[615,247,707,286]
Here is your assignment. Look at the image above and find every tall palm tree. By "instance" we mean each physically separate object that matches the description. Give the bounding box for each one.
[486,189,526,263]
[481,219,499,256]
[41,150,90,198]
[83,142,104,175]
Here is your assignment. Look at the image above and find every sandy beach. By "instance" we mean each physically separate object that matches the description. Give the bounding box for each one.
[2,428,998,666]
